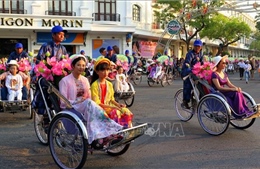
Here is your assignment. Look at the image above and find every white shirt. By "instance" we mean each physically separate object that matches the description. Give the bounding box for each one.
[5,73,23,90]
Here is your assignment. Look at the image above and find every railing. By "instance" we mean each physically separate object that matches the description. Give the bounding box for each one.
[0,9,27,14]
[92,13,120,22]
[45,10,76,16]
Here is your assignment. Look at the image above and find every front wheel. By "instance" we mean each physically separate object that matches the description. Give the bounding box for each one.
[48,113,88,169]
[106,143,130,156]
[124,95,135,107]
[147,79,155,87]
[174,88,193,122]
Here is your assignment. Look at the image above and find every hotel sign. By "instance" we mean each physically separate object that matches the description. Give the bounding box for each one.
[0,17,83,27]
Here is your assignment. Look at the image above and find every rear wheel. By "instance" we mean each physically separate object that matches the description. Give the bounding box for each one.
[167,74,174,85]
[34,110,49,145]
[174,88,193,121]
[48,114,88,169]
[197,95,230,136]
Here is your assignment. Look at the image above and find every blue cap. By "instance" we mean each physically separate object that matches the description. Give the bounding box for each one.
[132,52,136,55]
[107,46,113,51]
[125,50,129,54]
[80,50,85,54]
[15,43,23,48]
[51,25,67,34]
[194,39,203,46]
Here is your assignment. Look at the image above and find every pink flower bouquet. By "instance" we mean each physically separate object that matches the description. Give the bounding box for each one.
[18,58,32,73]
[34,55,72,84]
[192,61,214,80]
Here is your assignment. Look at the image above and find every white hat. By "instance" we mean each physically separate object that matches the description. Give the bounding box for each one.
[212,55,228,68]
[8,60,19,67]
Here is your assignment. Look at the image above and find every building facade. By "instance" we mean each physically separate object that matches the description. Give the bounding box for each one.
[0,0,256,59]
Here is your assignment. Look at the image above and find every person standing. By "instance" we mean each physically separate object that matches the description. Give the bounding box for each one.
[37,25,67,61]
[99,47,107,57]
[8,43,28,63]
[237,59,245,80]
[105,46,117,63]
[181,39,204,109]
[244,60,251,84]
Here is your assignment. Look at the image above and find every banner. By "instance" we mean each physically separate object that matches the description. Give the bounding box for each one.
[92,39,119,58]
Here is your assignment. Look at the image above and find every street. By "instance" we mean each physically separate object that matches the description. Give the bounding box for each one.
[1,72,260,169]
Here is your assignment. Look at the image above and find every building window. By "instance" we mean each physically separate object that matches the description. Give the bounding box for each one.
[132,4,140,22]
[48,0,73,16]
[0,0,24,14]
[93,0,119,21]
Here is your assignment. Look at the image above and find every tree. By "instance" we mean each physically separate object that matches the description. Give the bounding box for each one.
[153,0,225,51]
[200,13,252,50]
[249,31,260,54]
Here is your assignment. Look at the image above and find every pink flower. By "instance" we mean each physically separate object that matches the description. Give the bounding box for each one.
[192,61,214,80]
[47,57,57,67]
[18,59,31,72]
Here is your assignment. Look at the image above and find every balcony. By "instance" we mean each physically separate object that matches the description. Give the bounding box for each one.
[92,13,120,22]
[45,10,76,16]
[0,9,27,14]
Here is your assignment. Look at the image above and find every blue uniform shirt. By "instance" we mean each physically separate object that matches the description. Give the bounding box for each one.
[105,54,117,63]
[37,41,67,61]
[181,50,203,77]
[8,51,28,62]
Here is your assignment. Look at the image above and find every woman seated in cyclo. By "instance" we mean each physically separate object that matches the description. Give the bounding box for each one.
[211,55,256,118]
[147,61,156,79]
[59,55,126,145]
[90,58,133,128]
[0,60,30,100]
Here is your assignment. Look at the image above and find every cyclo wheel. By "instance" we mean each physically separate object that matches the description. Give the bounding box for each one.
[147,79,155,87]
[197,94,230,136]
[160,74,167,87]
[167,73,174,85]
[134,73,142,85]
[29,88,34,119]
[106,143,131,156]
[48,113,88,169]
[174,88,193,121]
[34,109,48,145]
[230,92,256,129]
[124,95,135,107]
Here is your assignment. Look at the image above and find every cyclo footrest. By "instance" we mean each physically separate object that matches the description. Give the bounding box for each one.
[105,123,148,150]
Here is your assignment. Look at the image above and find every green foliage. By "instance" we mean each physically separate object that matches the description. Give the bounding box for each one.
[200,13,252,47]
[153,0,225,50]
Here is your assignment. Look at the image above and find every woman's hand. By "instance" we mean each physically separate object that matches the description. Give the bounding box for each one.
[119,103,126,108]
[232,87,241,92]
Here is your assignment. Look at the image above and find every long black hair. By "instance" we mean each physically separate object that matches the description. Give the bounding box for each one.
[90,62,110,85]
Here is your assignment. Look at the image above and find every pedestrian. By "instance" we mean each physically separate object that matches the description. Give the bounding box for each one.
[237,59,245,80]
[37,25,67,61]
[244,60,251,84]
[99,47,107,57]
[8,43,28,63]
[181,39,204,109]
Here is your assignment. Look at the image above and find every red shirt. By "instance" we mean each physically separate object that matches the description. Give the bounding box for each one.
[100,83,107,104]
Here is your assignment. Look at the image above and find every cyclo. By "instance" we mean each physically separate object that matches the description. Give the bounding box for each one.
[0,71,34,118]
[174,74,259,136]
[33,77,147,169]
